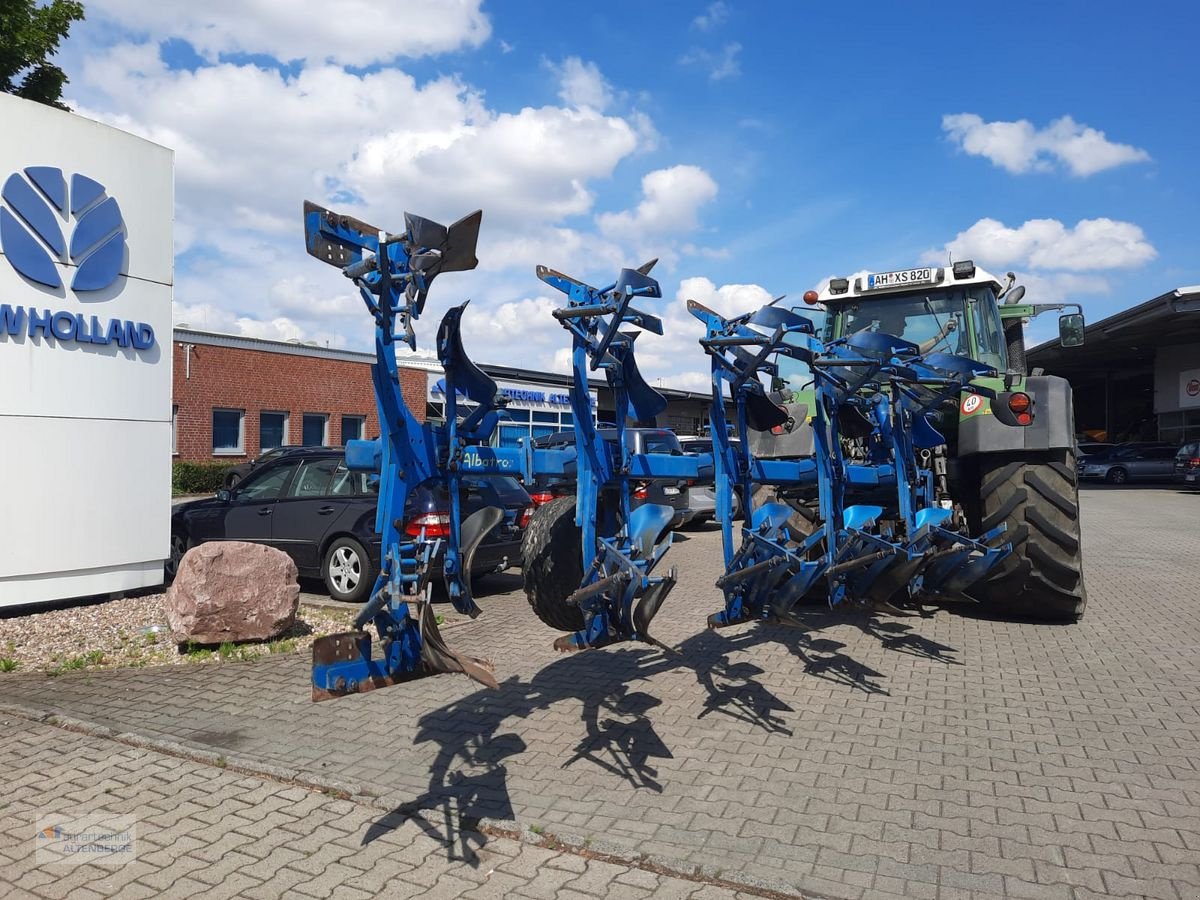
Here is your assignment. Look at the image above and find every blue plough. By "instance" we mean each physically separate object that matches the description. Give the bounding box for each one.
[688,298,1014,629]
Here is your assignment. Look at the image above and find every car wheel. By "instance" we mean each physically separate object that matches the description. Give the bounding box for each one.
[1106,467,1128,485]
[322,537,376,603]
[165,532,188,583]
[225,472,242,489]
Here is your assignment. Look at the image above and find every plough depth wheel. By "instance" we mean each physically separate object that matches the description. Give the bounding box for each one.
[522,496,586,633]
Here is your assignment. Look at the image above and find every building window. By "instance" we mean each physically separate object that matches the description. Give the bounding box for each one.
[302,413,328,446]
[212,408,245,455]
[171,405,178,455]
[341,415,365,443]
[260,411,289,451]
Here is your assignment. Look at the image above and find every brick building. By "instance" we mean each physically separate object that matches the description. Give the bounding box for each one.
[171,327,722,465]
[172,328,426,463]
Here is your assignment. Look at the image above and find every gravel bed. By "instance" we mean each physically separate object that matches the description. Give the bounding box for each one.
[0,593,355,675]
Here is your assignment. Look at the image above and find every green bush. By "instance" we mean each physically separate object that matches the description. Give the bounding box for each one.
[172,462,233,495]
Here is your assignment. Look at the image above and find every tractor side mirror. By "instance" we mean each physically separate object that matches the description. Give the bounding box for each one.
[1059,313,1085,347]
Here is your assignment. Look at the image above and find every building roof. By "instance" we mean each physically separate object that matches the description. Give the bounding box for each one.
[172,327,713,402]
[1026,286,1200,376]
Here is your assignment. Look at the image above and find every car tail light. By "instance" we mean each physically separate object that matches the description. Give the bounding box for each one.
[404,512,450,538]
[633,482,649,500]
[1008,392,1033,426]
[518,506,532,529]
[1190,457,1200,467]
[529,490,555,506]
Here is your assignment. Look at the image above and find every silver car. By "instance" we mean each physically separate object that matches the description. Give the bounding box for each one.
[1079,446,1180,484]
[679,436,744,525]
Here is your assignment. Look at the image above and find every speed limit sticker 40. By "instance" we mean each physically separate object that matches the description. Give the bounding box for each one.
[961,394,983,415]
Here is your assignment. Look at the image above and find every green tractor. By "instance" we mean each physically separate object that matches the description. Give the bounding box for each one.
[762,260,1088,622]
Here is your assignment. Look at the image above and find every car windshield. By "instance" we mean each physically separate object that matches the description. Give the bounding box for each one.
[640,432,682,454]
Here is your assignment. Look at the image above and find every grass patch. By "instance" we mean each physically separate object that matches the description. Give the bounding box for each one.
[529,824,544,835]
[50,649,105,674]
[268,638,298,655]
[182,643,214,662]
[0,657,19,673]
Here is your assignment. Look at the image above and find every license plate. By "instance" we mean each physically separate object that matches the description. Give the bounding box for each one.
[663,486,680,495]
[866,267,935,291]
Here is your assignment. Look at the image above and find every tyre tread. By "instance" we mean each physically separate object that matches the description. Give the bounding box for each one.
[969,449,1087,622]
[521,496,586,632]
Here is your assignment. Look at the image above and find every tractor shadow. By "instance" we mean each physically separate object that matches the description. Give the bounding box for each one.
[363,604,958,863]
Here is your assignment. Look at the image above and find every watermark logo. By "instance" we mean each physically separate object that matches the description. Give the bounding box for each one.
[35,815,137,866]
[0,167,127,292]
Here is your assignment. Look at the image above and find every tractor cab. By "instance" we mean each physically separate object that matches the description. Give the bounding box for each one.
[814,262,1009,373]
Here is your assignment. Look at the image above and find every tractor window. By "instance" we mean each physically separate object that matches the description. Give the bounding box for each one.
[968,286,1008,373]
[841,293,969,355]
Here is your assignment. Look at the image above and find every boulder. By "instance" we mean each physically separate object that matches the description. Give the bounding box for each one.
[167,542,300,644]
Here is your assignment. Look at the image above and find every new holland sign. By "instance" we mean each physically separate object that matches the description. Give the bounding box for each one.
[0,95,174,607]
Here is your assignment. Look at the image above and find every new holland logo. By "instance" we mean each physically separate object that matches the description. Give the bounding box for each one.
[0,166,155,350]
[0,167,126,292]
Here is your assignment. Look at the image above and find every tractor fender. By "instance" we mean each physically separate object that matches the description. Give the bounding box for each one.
[748,400,814,459]
[958,375,1075,456]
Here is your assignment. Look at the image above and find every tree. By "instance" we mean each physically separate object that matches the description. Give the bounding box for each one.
[0,0,85,110]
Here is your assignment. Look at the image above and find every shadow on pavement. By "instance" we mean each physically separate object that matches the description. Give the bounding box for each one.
[364,604,959,861]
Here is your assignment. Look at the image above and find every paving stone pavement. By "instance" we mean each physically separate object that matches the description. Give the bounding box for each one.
[0,719,755,899]
[3,486,1200,899]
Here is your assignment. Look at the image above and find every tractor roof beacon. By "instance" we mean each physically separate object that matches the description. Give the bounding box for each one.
[769,260,1090,622]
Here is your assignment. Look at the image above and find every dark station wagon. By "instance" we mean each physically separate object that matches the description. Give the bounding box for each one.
[169,447,532,602]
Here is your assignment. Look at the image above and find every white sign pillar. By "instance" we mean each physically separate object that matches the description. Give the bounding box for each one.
[0,95,174,606]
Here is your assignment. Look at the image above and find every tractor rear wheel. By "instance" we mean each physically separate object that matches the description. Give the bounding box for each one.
[969,450,1087,622]
[521,496,586,632]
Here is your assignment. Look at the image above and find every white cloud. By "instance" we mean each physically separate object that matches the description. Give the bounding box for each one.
[942,113,1151,177]
[692,1,730,30]
[66,26,734,387]
[633,276,778,392]
[597,165,718,239]
[71,43,662,353]
[552,57,613,111]
[1014,272,1110,304]
[923,217,1157,272]
[680,42,742,81]
[89,0,491,66]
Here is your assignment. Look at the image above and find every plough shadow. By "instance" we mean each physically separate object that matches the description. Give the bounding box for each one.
[362,602,960,864]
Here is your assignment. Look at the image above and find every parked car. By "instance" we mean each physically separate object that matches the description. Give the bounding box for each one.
[170,447,531,602]
[1076,441,1114,459]
[1078,445,1181,484]
[531,427,694,528]
[1175,442,1200,486]
[677,435,743,525]
[221,445,336,489]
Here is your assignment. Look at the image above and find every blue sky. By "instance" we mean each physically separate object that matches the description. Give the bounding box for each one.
[56,0,1199,389]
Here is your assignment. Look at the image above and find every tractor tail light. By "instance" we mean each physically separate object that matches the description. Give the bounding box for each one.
[404,513,450,538]
[1008,392,1033,426]
[633,482,649,500]
[528,490,555,506]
